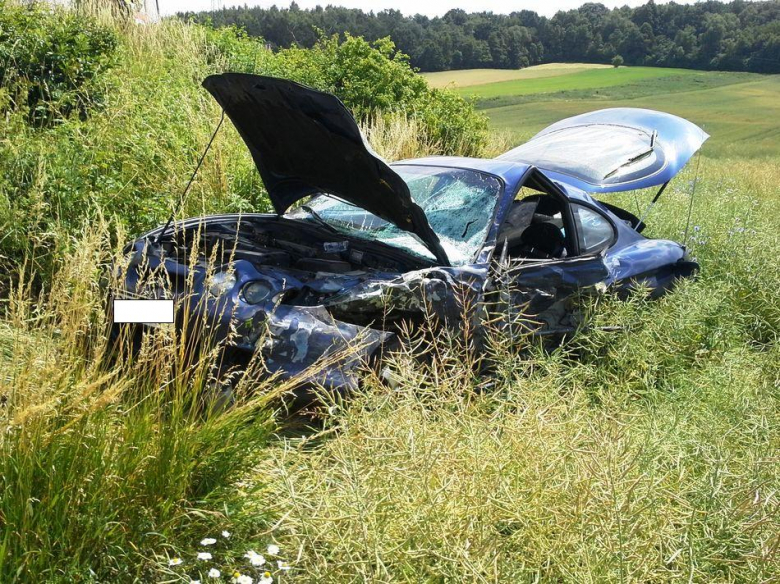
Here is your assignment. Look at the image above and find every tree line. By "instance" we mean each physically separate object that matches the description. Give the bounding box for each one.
[180,1,780,74]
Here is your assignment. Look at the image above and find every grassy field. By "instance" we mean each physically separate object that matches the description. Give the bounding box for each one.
[458,65,780,160]
[233,67,780,582]
[447,66,705,99]
[423,62,610,89]
[2,13,778,581]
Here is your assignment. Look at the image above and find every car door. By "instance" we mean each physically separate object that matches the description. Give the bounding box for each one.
[486,181,614,333]
[489,254,611,332]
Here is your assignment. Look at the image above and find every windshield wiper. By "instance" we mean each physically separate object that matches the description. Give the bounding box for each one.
[300,205,338,233]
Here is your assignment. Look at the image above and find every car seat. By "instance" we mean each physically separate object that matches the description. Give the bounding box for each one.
[497,194,565,258]
[517,222,565,259]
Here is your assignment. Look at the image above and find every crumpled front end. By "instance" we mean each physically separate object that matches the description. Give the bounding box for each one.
[252,304,391,391]
[115,215,482,393]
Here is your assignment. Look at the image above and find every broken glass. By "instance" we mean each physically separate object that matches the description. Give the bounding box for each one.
[286,165,503,265]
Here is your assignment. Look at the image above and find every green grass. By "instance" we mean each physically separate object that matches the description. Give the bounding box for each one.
[1,13,778,583]
[444,63,777,159]
[423,62,610,89]
[474,70,759,110]
[232,156,780,583]
[486,74,780,159]
[454,66,695,99]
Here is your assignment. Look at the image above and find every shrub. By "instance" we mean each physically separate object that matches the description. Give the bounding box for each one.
[612,54,624,68]
[0,21,489,289]
[0,1,119,126]
[280,34,489,156]
[204,29,489,155]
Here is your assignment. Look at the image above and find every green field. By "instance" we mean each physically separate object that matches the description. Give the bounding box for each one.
[452,66,701,99]
[456,65,780,160]
[423,62,611,89]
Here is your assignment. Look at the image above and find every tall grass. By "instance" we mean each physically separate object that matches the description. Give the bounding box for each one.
[231,159,779,582]
[0,218,293,581]
[0,4,777,582]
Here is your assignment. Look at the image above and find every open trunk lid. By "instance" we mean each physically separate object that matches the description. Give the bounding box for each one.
[497,108,708,193]
[202,73,448,265]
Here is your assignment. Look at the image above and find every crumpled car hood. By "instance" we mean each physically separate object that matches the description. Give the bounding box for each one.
[202,74,449,265]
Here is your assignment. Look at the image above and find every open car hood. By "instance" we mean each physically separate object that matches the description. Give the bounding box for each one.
[202,74,448,265]
[497,108,708,193]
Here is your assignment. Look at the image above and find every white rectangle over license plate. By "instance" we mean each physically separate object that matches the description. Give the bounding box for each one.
[113,299,174,324]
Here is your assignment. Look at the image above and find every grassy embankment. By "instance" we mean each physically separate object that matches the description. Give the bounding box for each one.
[0,8,778,582]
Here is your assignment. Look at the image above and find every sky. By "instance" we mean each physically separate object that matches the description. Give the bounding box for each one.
[160,0,700,18]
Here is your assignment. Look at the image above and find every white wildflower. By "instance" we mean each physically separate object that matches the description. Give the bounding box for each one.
[244,550,265,567]
[208,568,221,578]
[200,538,217,546]
[266,544,280,556]
[222,530,231,538]
[168,557,183,566]
[259,571,273,584]
[191,580,201,584]
[197,552,213,561]
[232,574,253,584]
[277,560,290,571]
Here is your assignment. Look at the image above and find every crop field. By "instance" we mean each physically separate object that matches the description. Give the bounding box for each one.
[470,65,780,160]
[448,65,708,99]
[423,62,611,89]
[1,9,778,582]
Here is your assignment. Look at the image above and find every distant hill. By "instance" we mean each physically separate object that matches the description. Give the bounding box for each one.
[180,0,780,73]
[423,63,611,89]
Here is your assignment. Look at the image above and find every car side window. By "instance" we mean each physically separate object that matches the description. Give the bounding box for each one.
[573,204,614,254]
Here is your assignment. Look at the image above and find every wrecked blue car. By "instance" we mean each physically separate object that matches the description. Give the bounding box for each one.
[119,74,708,390]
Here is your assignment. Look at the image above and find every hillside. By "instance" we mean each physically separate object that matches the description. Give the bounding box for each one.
[449,64,780,159]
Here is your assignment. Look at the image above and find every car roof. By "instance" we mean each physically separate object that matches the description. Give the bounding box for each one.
[555,182,599,204]
[391,156,603,203]
[391,156,531,187]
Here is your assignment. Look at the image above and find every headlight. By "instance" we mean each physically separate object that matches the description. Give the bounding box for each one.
[242,280,273,305]
[207,272,236,297]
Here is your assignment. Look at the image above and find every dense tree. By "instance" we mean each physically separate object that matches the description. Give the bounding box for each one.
[181,1,780,73]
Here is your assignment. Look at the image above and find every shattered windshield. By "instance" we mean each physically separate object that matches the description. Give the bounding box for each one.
[286,165,503,266]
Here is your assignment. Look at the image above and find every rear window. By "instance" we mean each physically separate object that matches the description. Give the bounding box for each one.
[499,125,665,186]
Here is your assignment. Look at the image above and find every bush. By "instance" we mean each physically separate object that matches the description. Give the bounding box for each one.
[612,54,624,68]
[0,1,119,126]
[205,29,489,155]
[0,21,489,289]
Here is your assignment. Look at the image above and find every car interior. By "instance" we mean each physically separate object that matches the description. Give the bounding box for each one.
[497,192,569,260]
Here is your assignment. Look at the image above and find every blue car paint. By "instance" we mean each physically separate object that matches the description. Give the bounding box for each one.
[118,102,703,392]
[497,108,709,194]
[393,155,696,294]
